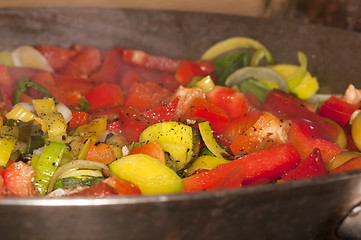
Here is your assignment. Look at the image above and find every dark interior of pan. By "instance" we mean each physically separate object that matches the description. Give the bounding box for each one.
[0,8,361,240]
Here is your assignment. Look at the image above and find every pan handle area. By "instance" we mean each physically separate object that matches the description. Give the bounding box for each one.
[337,202,361,240]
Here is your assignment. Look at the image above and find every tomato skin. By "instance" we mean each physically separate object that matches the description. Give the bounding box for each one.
[60,46,102,78]
[206,86,249,120]
[68,110,90,130]
[35,45,75,71]
[85,83,125,112]
[223,111,262,141]
[69,181,117,197]
[183,143,301,192]
[142,97,179,123]
[103,176,141,195]
[130,141,166,164]
[3,162,37,197]
[282,148,328,181]
[318,95,358,127]
[90,47,124,83]
[187,98,230,134]
[125,81,172,112]
[263,89,339,141]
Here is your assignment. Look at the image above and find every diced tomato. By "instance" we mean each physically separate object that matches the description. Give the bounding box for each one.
[0,65,14,110]
[245,92,262,111]
[116,107,151,142]
[3,162,37,197]
[69,181,117,197]
[68,110,90,130]
[263,89,339,141]
[288,122,343,164]
[103,176,141,195]
[187,98,230,134]
[125,81,172,112]
[183,143,301,192]
[130,141,166,164]
[85,142,115,165]
[123,49,182,73]
[223,111,262,141]
[154,73,181,91]
[107,121,122,134]
[230,112,291,156]
[142,97,179,123]
[282,148,328,181]
[90,47,124,83]
[175,60,205,86]
[92,107,123,123]
[172,86,205,120]
[85,83,125,112]
[318,95,358,127]
[35,45,75,71]
[206,86,249,120]
[52,74,94,94]
[60,47,101,78]
[119,66,143,90]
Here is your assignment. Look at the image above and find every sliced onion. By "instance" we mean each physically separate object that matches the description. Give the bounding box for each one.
[225,66,289,93]
[13,102,36,113]
[12,45,53,72]
[56,102,73,123]
[47,160,110,193]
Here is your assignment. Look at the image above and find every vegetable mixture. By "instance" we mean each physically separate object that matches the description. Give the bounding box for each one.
[0,37,359,197]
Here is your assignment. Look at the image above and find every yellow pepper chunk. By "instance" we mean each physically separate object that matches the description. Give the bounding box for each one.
[6,105,44,127]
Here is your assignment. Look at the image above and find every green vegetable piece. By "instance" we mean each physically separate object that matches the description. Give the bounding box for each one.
[198,121,232,160]
[286,51,307,90]
[109,154,184,194]
[33,141,67,195]
[12,78,55,104]
[214,52,248,86]
[139,121,193,171]
[53,176,104,191]
[0,50,14,66]
[238,78,272,102]
[77,98,92,112]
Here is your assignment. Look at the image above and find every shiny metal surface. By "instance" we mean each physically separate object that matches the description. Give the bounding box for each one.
[0,8,361,240]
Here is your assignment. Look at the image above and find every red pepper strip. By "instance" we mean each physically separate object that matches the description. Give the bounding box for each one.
[142,97,180,123]
[282,148,328,181]
[85,83,125,112]
[68,110,90,130]
[263,89,339,141]
[318,95,358,127]
[183,143,301,192]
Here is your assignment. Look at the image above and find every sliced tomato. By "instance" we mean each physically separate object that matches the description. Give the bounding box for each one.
[318,95,358,127]
[85,142,115,165]
[69,181,117,197]
[245,92,262,111]
[68,110,90,130]
[263,89,339,141]
[35,45,75,71]
[90,47,124,83]
[206,86,249,120]
[130,141,166,164]
[52,73,94,94]
[230,112,291,156]
[282,148,328,181]
[59,46,102,78]
[172,86,205,120]
[187,98,230,134]
[123,49,181,73]
[183,143,301,192]
[288,121,343,164]
[125,81,172,112]
[103,176,141,195]
[142,97,179,123]
[175,60,205,86]
[3,161,37,197]
[154,73,181,91]
[85,83,125,112]
[223,111,263,141]
[119,66,143,90]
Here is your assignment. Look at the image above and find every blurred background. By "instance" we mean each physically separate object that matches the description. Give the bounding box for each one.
[0,0,360,31]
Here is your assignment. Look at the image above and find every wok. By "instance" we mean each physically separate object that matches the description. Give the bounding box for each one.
[0,8,361,240]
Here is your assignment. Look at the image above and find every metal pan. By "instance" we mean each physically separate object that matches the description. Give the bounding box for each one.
[0,8,361,240]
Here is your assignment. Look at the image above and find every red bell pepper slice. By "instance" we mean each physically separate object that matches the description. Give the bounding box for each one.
[187,98,230,134]
[263,89,339,141]
[183,143,301,192]
[103,176,141,195]
[125,81,173,112]
[142,97,180,123]
[318,95,358,127]
[85,83,125,112]
[282,148,328,181]
[206,86,249,120]
[175,60,214,86]
[68,110,90,130]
